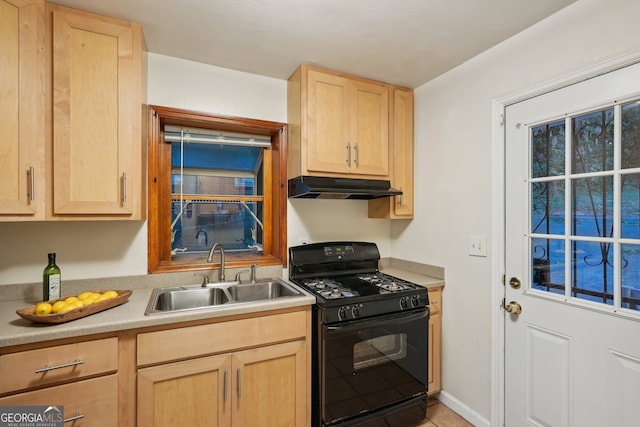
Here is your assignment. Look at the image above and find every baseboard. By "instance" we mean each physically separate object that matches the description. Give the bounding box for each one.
[435,390,491,427]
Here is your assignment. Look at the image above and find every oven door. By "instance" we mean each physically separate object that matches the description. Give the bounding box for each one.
[320,307,429,426]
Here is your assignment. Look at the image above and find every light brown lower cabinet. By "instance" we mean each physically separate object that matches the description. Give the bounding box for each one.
[137,340,306,427]
[0,336,119,426]
[136,309,311,427]
[0,374,118,426]
[428,287,442,396]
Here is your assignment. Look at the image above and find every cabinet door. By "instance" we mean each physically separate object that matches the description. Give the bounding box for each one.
[350,80,389,176]
[305,69,351,174]
[368,86,413,218]
[138,354,232,427]
[428,312,442,395]
[231,340,307,427]
[390,87,413,216]
[0,0,45,220]
[0,375,118,427]
[49,7,140,216]
[427,288,442,395]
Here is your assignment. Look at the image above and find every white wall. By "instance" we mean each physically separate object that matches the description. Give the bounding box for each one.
[0,54,391,285]
[393,0,640,421]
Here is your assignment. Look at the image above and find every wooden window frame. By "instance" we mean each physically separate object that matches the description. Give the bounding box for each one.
[147,105,287,273]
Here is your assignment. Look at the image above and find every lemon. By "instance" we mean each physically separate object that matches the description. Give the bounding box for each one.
[35,302,53,316]
[78,291,94,300]
[70,300,84,309]
[102,290,119,300]
[58,304,76,313]
[80,297,95,306]
[94,294,109,303]
[64,296,80,304]
[52,300,67,313]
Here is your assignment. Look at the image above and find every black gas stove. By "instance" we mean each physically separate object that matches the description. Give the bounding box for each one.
[289,242,430,427]
[289,241,428,323]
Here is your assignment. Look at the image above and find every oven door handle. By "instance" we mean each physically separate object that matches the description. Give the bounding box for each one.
[326,308,429,332]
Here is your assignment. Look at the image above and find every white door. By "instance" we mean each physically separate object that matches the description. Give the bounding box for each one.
[505,62,640,426]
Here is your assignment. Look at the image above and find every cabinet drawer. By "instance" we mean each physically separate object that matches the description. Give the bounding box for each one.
[138,310,308,366]
[428,288,442,315]
[0,337,118,394]
[0,374,117,427]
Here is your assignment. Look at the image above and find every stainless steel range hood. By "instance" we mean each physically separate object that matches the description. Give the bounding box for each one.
[288,176,402,200]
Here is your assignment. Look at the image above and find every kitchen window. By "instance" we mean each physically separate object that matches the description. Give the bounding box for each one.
[147,106,288,273]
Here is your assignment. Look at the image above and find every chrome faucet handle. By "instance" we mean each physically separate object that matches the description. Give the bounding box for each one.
[194,272,210,287]
[235,269,250,284]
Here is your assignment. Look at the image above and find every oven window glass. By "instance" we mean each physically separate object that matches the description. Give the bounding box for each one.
[353,333,407,370]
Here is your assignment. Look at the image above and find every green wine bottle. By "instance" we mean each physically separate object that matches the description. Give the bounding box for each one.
[43,253,61,301]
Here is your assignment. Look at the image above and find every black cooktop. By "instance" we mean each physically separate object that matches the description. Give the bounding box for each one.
[299,272,422,299]
[289,242,428,322]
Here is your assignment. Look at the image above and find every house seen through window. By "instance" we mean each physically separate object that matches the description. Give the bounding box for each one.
[147,106,287,273]
[168,126,268,257]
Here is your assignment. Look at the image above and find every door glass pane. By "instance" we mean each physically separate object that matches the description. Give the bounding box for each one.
[572,176,613,237]
[532,121,565,178]
[572,108,614,174]
[621,101,640,169]
[570,240,613,305]
[531,237,565,294]
[621,173,640,239]
[621,244,640,312]
[531,181,565,235]
[529,101,640,312]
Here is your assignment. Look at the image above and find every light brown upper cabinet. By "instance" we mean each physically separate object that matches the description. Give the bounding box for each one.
[46,4,144,220]
[369,86,414,219]
[0,0,46,221]
[288,65,390,179]
[0,2,144,222]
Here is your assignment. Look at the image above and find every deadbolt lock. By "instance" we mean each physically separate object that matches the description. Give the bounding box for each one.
[508,277,521,289]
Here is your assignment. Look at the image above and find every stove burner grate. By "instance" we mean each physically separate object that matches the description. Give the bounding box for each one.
[357,273,414,292]
[302,278,360,299]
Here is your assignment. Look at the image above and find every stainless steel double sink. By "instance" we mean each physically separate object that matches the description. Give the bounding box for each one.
[145,278,304,315]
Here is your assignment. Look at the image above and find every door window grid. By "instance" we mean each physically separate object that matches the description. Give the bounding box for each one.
[528,99,640,314]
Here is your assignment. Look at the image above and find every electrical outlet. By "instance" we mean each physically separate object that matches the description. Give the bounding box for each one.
[468,236,487,257]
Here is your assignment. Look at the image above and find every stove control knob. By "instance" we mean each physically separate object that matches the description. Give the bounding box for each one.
[400,297,409,310]
[352,305,361,318]
[338,306,347,320]
[411,295,421,308]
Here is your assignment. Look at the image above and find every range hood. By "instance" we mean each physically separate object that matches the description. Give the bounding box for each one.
[288,176,402,200]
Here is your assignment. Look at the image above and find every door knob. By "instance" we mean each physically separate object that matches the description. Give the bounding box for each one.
[504,300,522,315]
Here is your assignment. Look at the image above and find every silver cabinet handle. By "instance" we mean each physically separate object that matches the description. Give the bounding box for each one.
[64,413,84,423]
[346,143,351,165]
[397,186,403,206]
[223,370,228,402]
[353,143,359,165]
[34,359,85,373]
[28,166,35,201]
[121,172,127,204]
[236,368,241,399]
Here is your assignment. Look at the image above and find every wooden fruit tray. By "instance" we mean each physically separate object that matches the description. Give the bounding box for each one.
[16,290,132,324]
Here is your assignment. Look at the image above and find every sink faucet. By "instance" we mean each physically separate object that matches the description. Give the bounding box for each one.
[207,243,225,282]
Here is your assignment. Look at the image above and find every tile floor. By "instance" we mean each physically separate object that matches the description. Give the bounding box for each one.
[414,399,473,427]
